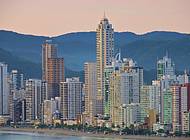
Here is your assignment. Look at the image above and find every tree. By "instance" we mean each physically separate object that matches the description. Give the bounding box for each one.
[174,131,182,136]
[158,129,164,133]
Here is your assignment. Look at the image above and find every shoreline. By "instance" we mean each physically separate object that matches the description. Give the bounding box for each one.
[0,127,189,140]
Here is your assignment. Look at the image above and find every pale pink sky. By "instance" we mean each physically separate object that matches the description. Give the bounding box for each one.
[0,0,190,36]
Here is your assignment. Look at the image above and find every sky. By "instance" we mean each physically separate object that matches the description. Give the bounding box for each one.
[0,0,190,36]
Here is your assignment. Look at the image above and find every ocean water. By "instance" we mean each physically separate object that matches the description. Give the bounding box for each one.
[0,131,117,140]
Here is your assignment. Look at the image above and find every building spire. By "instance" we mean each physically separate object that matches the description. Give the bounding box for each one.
[166,49,168,58]
[103,11,106,19]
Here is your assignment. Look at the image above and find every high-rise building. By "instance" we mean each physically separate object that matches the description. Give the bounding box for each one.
[157,54,175,80]
[110,58,143,127]
[140,85,160,122]
[43,99,56,125]
[84,62,97,123]
[0,62,9,115]
[104,66,114,117]
[182,111,190,134]
[41,81,48,101]
[42,40,57,81]
[177,70,190,84]
[181,83,190,112]
[10,70,24,90]
[96,15,114,115]
[9,89,26,123]
[11,98,23,123]
[120,58,143,104]
[104,52,122,117]
[46,58,64,98]
[171,85,181,132]
[25,79,42,122]
[159,75,178,123]
[60,77,82,120]
[163,89,173,124]
[126,103,141,127]
[42,40,64,99]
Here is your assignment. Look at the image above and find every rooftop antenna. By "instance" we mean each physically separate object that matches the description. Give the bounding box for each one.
[166,49,168,58]
[103,11,107,19]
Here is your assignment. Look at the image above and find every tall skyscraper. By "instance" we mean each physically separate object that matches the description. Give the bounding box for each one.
[60,77,82,120]
[104,65,114,117]
[42,40,57,81]
[25,79,42,122]
[157,54,175,80]
[0,62,9,115]
[120,58,143,104]
[110,58,143,127]
[171,85,181,132]
[84,62,97,123]
[104,52,122,117]
[42,40,64,99]
[163,89,172,124]
[46,58,64,98]
[182,83,190,112]
[96,15,114,115]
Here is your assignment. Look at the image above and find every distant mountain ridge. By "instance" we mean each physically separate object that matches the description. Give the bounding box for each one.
[0,30,190,83]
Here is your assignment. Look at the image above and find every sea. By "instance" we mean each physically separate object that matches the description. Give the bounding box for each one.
[0,131,120,140]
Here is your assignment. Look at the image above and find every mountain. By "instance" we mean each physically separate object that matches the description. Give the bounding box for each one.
[0,30,190,71]
[0,47,41,78]
[0,30,190,83]
[0,30,49,63]
[0,47,83,81]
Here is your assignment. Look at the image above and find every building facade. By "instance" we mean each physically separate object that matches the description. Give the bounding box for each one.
[96,15,114,115]
[25,79,42,122]
[60,78,82,120]
[157,55,175,80]
[42,40,64,99]
[84,62,97,123]
[0,62,9,115]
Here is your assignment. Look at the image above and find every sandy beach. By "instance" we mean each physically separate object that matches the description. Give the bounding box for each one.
[0,127,189,140]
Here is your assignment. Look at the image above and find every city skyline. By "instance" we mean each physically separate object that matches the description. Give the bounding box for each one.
[0,0,190,36]
[0,13,190,138]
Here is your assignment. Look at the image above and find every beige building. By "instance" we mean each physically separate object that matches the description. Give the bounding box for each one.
[140,85,160,122]
[171,85,181,132]
[96,15,114,115]
[84,62,97,124]
[43,99,56,125]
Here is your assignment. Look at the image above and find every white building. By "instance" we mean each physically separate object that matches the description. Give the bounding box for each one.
[110,58,143,127]
[157,54,175,80]
[126,103,141,127]
[177,70,190,84]
[60,77,82,120]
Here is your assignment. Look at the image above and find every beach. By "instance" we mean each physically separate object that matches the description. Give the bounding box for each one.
[0,127,189,140]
